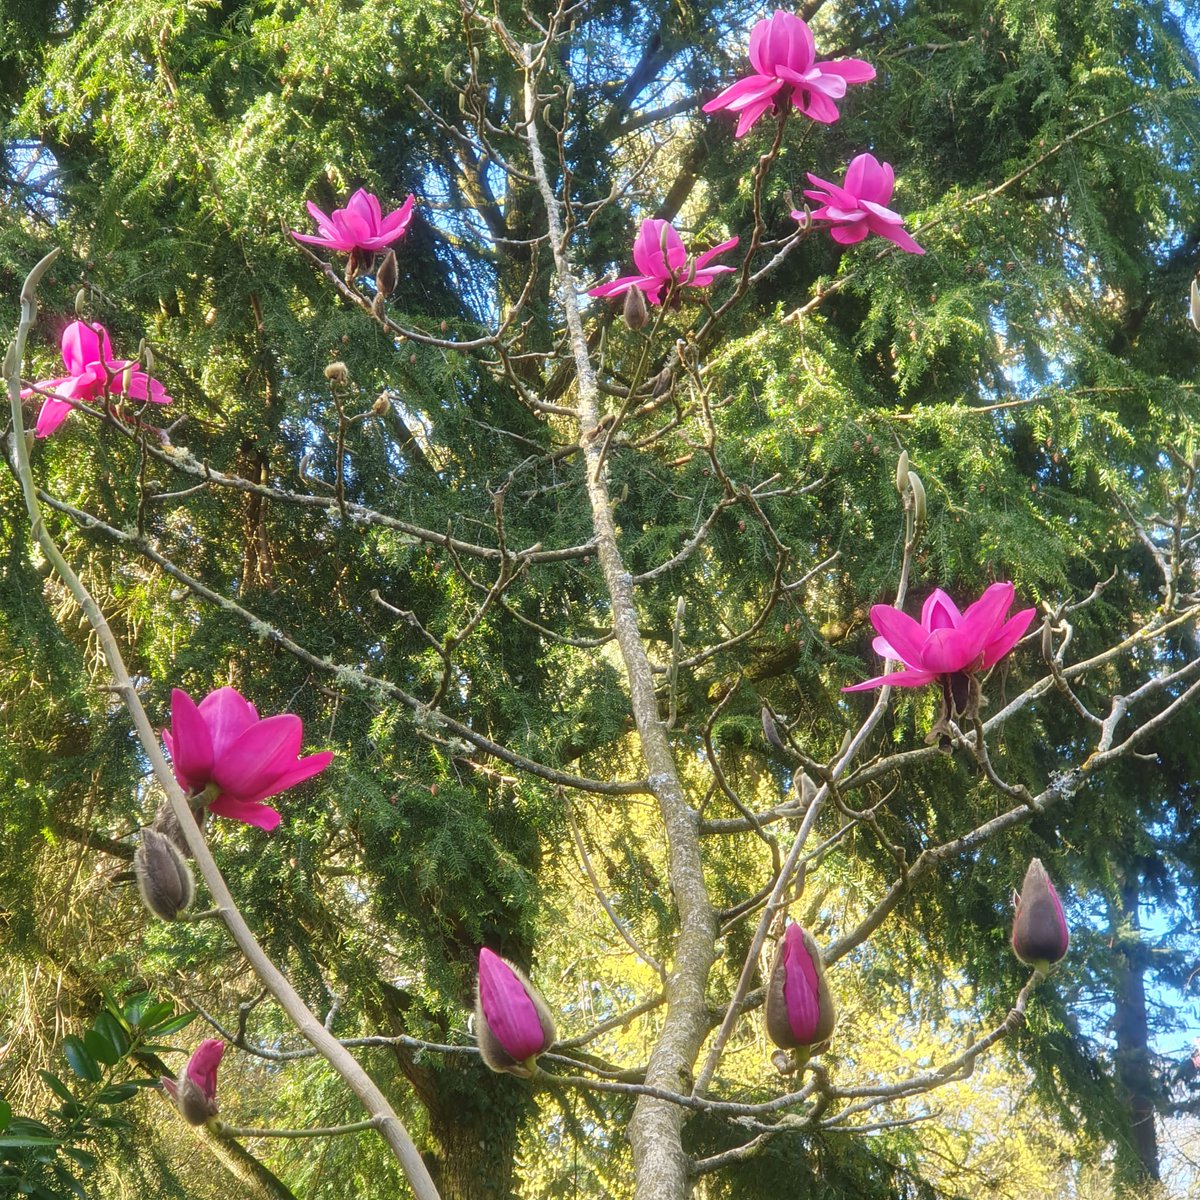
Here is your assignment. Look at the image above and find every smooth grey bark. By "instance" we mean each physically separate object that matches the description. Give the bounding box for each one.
[523,50,717,1200]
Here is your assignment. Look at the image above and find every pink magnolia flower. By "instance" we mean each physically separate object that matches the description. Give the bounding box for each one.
[290,188,415,255]
[161,1039,224,1125]
[797,153,925,254]
[764,923,836,1053]
[844,582,1035,694]
[588,219,738,307]
[162,687,333,831]
[475,947,557,1076]
[20,320,171,438]
[1011,858,1070,970]
[702,10,875,137]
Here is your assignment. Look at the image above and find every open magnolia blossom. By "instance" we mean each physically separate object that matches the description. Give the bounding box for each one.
[161,1039,224,1126]
[474,947,557,1077]
[702,10,875,137]
[764,923,836,1061]
[162,686,333,831]
[797,153,925,254]
[291,187,416,264]
[20,320,171,438]
[1011,858,1070,971]
[588,218,738,307]
[844,582,1036,737]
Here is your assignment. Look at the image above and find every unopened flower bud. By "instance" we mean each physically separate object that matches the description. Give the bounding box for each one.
[895,450,910,495]
[1011,858,1069,970]
[623,285,648,331]
[907,470,926,524]
[139,339,154,374]
[74,288,90,318]
[324,361,350,386]
[376,249,398,299]
[121,364,134,393]
[372,393,391,416]
[134,828,195,921]
[1190,278,1200,334]
[764,924,836,1059]
[475,948,556,1077]
[161,1040,224,1125]
[761,706,786,752]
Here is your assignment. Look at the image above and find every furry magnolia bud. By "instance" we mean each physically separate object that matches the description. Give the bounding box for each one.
[1011,858,1069,970]
[134,828,194,921]
[162,1039,224,1125]
[372,393,391,416]
[376,249,398,299]
[475,948,556,1077]
[324,361,350,386]
[622,285,648,330]
[764,924,836,1059]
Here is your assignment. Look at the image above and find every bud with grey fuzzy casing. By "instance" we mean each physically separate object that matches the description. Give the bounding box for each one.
[475,947,557,1077]
[134,828,195,921]
[764,923,836,1067]
[161,1039,224,1125]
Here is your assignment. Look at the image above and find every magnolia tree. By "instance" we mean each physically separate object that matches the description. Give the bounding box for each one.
[3,2,1200,1198]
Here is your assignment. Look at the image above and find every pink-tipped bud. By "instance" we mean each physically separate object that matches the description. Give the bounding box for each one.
[161,1039,225,1125]
[764,924,836,1054]
[475,948,556,1077]
[1011,858,1069,970]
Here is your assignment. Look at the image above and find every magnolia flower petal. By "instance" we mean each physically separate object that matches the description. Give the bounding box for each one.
[692,236,739,272]
[214,712,304,799]
[186,1039,225,1101]
[34,388,82,438]
[921,626,981,675]
[829,222,871,244]
[61,321,112,377]
[793,88,841,124]
[804,174,856,209]
[868,219,925,254]
[921,589,962,631]
[240,750,334,804]
[168,689,215,789]
[305,201,339,236]
[860,199,904,225]
[869,605,931,668]
[821,57,877,84]
[379,193,416,238]
[958,582,1016,646]
[198,687,261,760]
[981,606,1037,668]
[845,154,893,205]
[734,96,777,138]
[842,667,937,691]
[290,230,349,250]
[207,795,282,831]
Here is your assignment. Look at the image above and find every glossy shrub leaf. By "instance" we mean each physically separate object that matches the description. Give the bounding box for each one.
[60,1037,101,1083]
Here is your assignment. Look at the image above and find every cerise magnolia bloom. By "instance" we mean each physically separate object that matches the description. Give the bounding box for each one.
[588,219,738,307]
[702,10,875,137]
[845,582,1035,693]
[161,1039,224,1125]
[764,924,836,1056]
[163,687,333,831]
[798,153,925,254]
[291,188,416,256]
[1011,858,1070,970]
[20,320,171,438]
[475,947,557,1077]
